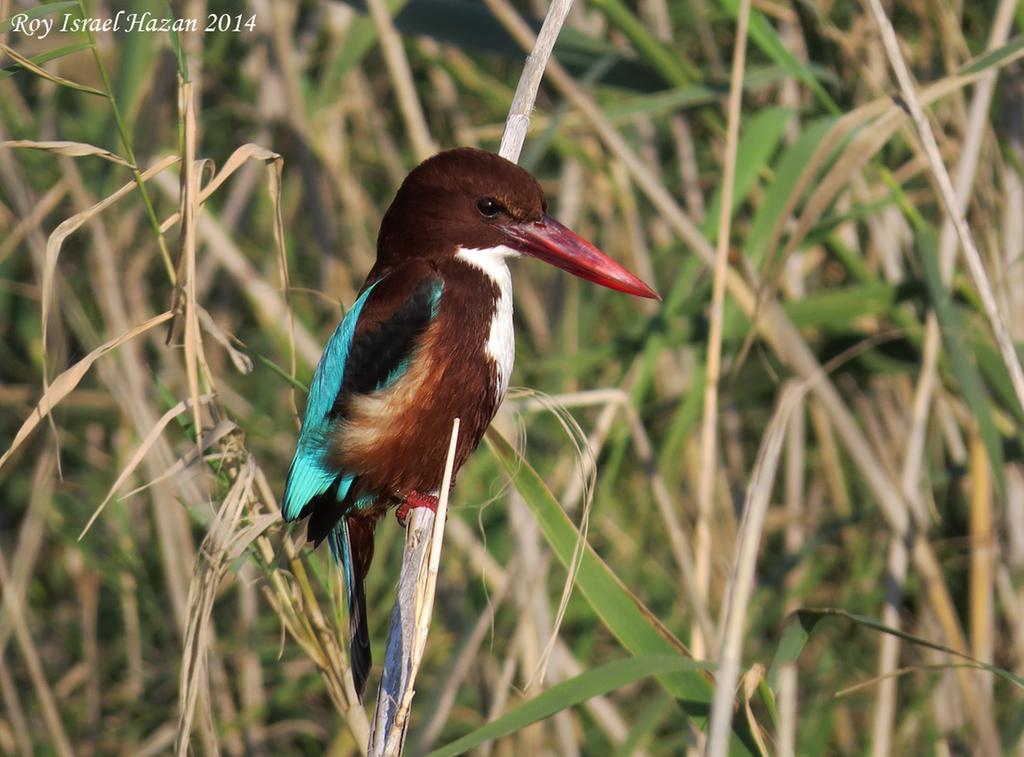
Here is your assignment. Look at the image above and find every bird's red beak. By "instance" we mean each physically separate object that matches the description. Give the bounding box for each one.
[505,214,660,300]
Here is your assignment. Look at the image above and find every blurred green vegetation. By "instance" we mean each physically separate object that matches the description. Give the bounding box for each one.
[2,0,1024,754]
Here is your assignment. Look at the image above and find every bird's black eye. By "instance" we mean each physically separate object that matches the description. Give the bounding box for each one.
[477,197,502,218]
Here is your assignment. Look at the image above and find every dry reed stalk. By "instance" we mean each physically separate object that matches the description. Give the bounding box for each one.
[777,385,805,757]
[0,451,53,658]
[266,0,310,142]
[117,555,145,702]
[325,73,385,277]
[481,651,520,757]
[869,532,910,757]
[867,385,919,755]
[498,0,574,160]
[420,38,476,148]
[509,492,557,750]
[807,399,851,518]
[695,0,750,663]
[235,570,268,751]
[369,418,460,756]
[69,552,100,734]
[0,655,32,755]
[968,431,994,700]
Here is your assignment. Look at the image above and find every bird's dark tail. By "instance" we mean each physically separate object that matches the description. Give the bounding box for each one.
[328,514,375,700]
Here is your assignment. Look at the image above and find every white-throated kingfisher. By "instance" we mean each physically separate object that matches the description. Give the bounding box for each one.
[282,148,658,697]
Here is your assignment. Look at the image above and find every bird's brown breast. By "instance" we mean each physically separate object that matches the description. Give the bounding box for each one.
[327,261,503,498]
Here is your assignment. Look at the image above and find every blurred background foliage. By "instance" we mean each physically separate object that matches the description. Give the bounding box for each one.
[2,0,1024,754]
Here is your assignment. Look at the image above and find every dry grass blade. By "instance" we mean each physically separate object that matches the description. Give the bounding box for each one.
[176,455,275,754]
[369,419,460,756]
[0,310,174,472]
[1,140,131,166]
[197,307,254,374]
[40,154,180,371]
[119,420,239,502]
[79,393,216,540]
[0,42,105,97]
[158,143,283,234]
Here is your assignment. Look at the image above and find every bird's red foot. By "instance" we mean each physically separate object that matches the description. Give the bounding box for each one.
[395,491,439,527]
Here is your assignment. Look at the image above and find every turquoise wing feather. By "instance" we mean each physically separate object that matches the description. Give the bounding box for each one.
[282,282,380,521]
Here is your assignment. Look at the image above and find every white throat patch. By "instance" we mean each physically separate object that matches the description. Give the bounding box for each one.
[455,245,516,403]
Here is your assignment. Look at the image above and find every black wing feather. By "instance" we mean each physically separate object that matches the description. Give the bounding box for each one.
[328,274,440,419]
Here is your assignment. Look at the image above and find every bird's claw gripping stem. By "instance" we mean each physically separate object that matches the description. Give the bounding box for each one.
[395,491,439,527]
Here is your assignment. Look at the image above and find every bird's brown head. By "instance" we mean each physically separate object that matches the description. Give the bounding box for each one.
[376,147,659,299]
